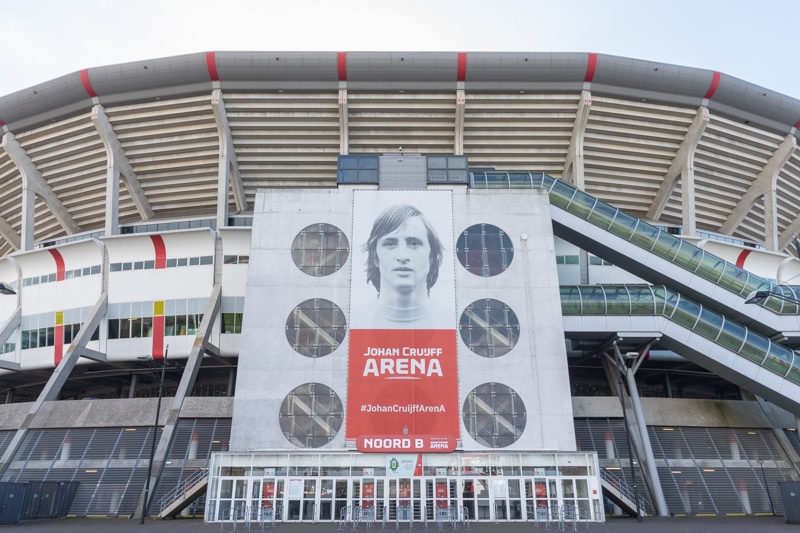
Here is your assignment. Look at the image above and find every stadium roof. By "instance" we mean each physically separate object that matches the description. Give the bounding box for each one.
[0,51,799,258]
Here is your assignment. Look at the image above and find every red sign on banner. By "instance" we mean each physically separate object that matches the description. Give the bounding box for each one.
[346,329,459,449]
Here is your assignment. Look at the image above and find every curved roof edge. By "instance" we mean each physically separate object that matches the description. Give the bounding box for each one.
[1,51,798,136]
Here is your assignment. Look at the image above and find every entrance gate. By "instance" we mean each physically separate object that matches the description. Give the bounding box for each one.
[209,474,597,523]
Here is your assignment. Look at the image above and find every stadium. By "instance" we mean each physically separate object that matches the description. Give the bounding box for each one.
[0,50,799,524]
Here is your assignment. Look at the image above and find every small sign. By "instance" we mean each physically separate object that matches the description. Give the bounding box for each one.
[263,468,275,476]
[533,467,545,476]
[287,479,303,499]
[363,468,374,476]
[356,435,456,453]
[435,467,447,476]
[387,455,417,477]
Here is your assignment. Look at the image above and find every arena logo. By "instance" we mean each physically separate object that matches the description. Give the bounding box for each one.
[357,435,456,453]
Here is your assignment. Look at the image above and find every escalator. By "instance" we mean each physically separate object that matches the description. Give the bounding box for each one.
[559,283,800,414]
[471,171,800,342]
[470,171,800,413]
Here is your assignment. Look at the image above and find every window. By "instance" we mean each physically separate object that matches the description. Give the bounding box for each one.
[459,299,520,357]
[337,155,379,184]
[279,383,343,448]
[457,223,514,276]
[291,223,350,276]
[285,299,347,358]
[427,156,468,183]
[463,382,526,448]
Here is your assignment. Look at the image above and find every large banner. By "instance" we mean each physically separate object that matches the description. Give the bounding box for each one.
[347,190,459,452]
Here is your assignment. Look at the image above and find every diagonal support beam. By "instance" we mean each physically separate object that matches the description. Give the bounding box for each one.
[91,105,154,236]
[720,135,797,250]
[647,107,709,223]
[79,348,109,363]
[211,90,248,228]
[0,291,107,474]
[0,306,21,348]
[1,133,81,250]
[0,216,20,251]
[134,284,222,518]
[563,90,592,189]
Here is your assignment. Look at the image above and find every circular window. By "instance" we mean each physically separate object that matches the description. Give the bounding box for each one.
[459,298,520,357]
[463,382,526,448]
[456,223,513,276]
[285,299,347,357]
[291,223,350,276]
[279,383,343,448]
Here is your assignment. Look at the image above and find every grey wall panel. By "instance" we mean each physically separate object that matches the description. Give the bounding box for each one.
[87,53,211,97]
[465,52,588,83]
[215,51,339,82]
[0,73,91,131]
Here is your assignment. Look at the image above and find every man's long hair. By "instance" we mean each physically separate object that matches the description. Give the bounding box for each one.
[363,204,444,295]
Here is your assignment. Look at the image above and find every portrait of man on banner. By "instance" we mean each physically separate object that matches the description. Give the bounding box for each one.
[350,193,455,330]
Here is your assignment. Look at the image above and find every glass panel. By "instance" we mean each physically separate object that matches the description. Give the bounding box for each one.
[566,189,596,220]
[692,307,723,341]
[578,286,606,315]
[607,210,638,241]
[739,333,770,364]
[652,231,683,261]
[560,287,582,315]
[604,286,631,315]
[586,200,617,230]
[628,286,657,315]
[629,222,660,251]
[763,343,793,377]
[285,299,347,358]
[456,223,514,277]
[548,179,575,209]
[459,299,520,357]
[279,383,343,448]
[670,298,701,330]
[462,382,526,448]
[716,318,747,353]
[695,252,727,284]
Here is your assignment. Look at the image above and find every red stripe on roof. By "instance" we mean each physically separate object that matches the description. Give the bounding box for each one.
[457,52,467,82]
[338,52,347,81]
[704,71,721,99]
[794,117,800,129]
[48,249,66,281]
[150,235,167,269]
[584,53,597,82]
[0,118,5,127]
[79,69,97,98]
[206,52,219,81]
[735,249,752,269]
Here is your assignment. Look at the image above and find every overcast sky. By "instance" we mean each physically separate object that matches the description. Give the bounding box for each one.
[2,0,798,100]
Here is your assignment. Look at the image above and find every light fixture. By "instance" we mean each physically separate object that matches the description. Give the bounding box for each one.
[0,282,16,295]
[745,289,800,305]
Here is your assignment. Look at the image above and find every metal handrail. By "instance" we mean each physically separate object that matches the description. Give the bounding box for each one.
[157,462,210,513]
[600,468,647,513]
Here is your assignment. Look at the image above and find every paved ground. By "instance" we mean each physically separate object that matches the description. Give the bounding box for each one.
[5,515,800,532]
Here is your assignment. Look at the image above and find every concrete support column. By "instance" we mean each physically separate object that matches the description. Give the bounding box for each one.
[339,84,349,155]
[455,86,465,155]
[129,374,139,398]
[228,368,236,397]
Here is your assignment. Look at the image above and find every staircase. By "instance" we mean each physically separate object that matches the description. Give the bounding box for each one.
[157,466,209,519]
[600,468,647,518]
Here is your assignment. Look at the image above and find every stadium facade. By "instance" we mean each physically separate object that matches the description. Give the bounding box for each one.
[0,51,799,523]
